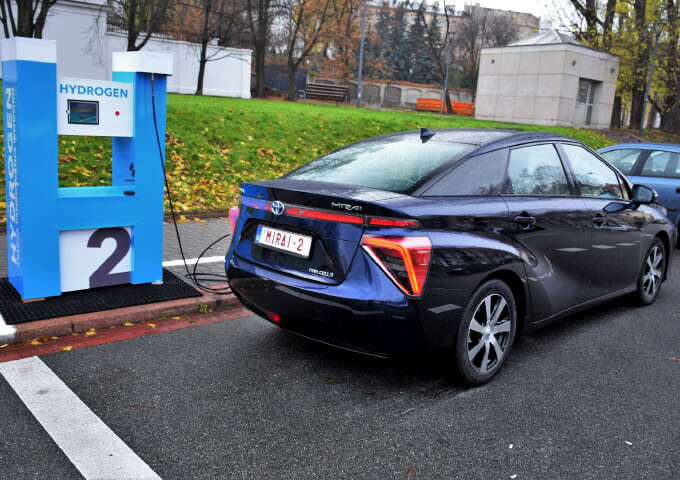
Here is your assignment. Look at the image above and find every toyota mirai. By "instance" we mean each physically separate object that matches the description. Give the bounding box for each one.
[226,129,675,385]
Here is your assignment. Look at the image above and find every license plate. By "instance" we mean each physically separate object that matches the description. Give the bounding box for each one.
[255,225,313,258]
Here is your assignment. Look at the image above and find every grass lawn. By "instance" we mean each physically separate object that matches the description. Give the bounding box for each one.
[0,93,618,225]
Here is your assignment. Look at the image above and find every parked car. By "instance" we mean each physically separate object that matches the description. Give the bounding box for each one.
[226,129,676,385]
[599,143,680,231]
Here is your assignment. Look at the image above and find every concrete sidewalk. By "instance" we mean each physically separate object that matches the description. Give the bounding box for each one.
[0,218,241,346]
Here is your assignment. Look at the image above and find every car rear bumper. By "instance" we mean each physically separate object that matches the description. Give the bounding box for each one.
[227,253,423,357]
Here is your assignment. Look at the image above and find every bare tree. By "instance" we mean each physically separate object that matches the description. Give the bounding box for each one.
[282,0,331,100]
[108,0,176,51]
[456,5,519,92]
[0,0,57,38]
[245,0,278,97]
[173,0,244,95]
[567,0,617,48]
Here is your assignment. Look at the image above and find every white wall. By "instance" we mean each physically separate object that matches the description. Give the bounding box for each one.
[0,0,251,99]
[105,32,251,98]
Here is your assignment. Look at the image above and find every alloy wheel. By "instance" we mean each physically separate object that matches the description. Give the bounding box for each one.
[466,293,512,374]
[642,245,663,298]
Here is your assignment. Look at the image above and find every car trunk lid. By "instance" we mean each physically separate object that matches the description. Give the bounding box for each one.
[231,180,415,284]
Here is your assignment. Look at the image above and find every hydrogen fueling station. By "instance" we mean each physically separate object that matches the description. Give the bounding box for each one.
[1,37,175,303]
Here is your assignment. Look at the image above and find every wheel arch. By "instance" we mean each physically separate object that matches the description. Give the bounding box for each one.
[478,269,528,332]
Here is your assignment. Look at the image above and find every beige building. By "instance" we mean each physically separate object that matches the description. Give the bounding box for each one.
[474,30,620,129]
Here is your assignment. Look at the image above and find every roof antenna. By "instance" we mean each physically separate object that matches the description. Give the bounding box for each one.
[420,127,435,143]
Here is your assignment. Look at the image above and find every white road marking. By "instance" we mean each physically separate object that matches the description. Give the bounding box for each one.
[162,255,223,267]
[0,356,162,480]
[0,313,17,345]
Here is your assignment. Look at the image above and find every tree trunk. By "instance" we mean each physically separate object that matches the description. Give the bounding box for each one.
[629,89,645,130]
[127,0,137,51]
[287,63,296,101]
[254,42,266,98]
[629,0,648,129]
[17,0,33,36]
[661,95,680,133]
[610,95,622,128]
[195,39,209,95]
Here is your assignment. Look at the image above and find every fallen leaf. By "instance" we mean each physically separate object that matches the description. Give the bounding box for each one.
[0,344,8,348]
[88,328,95,332]
[51,336,58,340]
[147,323,157,328]
[408,467,416,474]
[124,322,135,326]
[172,316,181,320]
[30,340,41,345]
[63,346,73,351]
[85,331,96,336]
[669,356,680,362]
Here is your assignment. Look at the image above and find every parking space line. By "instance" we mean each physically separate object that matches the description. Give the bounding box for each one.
[162,255,223,267]
[0,356,161,480]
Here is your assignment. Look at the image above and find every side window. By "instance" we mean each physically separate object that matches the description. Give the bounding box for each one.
[640,150,679,178]
[423,149,508,196]
[506,144,570,196]
[562,144,623,199]
[599,148,643,175]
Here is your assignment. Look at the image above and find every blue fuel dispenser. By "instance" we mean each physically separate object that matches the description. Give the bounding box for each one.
[1,37,173,300]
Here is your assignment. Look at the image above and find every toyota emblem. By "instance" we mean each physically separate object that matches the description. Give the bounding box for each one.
[271,200,285,216]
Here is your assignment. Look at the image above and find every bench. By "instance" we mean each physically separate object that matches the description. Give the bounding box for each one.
[299,83,349,104]
[416,98,475,115]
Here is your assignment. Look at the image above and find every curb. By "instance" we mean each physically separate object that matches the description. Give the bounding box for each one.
[0,287,240,346]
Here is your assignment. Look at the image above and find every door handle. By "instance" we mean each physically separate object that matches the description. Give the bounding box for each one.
[514,215,536,230]
[592,215,606,227]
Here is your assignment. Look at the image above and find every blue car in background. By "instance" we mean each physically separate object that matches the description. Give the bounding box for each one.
[599,143,680,233]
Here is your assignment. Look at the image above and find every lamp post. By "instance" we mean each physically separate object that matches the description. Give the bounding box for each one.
[356,0,367,109]
[639,23,664,137]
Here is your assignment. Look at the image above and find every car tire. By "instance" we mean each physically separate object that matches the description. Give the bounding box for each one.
[636,238,666,305]
[454,279,517,386]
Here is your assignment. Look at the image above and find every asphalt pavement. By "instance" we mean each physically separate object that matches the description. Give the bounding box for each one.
[0,246,678,479]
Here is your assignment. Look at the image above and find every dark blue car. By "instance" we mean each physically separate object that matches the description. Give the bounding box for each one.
[226,129,675,385]
[599,143,680,234]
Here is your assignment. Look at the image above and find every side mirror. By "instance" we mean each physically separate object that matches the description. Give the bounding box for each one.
[632,184,657,204]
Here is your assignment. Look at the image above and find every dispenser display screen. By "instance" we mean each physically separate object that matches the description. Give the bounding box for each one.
[68,100,99,125]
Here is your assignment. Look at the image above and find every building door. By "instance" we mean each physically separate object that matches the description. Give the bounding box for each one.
[574,79,595,126]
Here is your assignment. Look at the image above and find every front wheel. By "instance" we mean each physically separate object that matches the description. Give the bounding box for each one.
[454,279,517,386]
[636,238,666,305]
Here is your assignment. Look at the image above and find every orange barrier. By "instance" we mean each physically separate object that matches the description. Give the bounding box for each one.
[416,98,442,112]
[416,98,475,115]
[452,102,474,115]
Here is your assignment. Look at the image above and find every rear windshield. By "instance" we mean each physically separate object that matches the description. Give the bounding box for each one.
[284,136,473,193]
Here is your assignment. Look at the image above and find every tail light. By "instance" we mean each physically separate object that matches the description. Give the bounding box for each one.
[361,235,432,297]
[229,206,240,234]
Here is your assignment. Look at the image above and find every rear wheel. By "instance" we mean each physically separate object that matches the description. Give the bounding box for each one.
[454,279,517,386]
[636,238,666,305]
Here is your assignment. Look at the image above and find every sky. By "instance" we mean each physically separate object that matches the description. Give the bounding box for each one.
[442,0,578,27]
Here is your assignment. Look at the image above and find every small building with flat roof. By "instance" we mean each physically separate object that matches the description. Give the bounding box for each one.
[474,30,619,129]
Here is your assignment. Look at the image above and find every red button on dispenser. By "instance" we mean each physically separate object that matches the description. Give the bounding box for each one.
[115,110,120,116]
